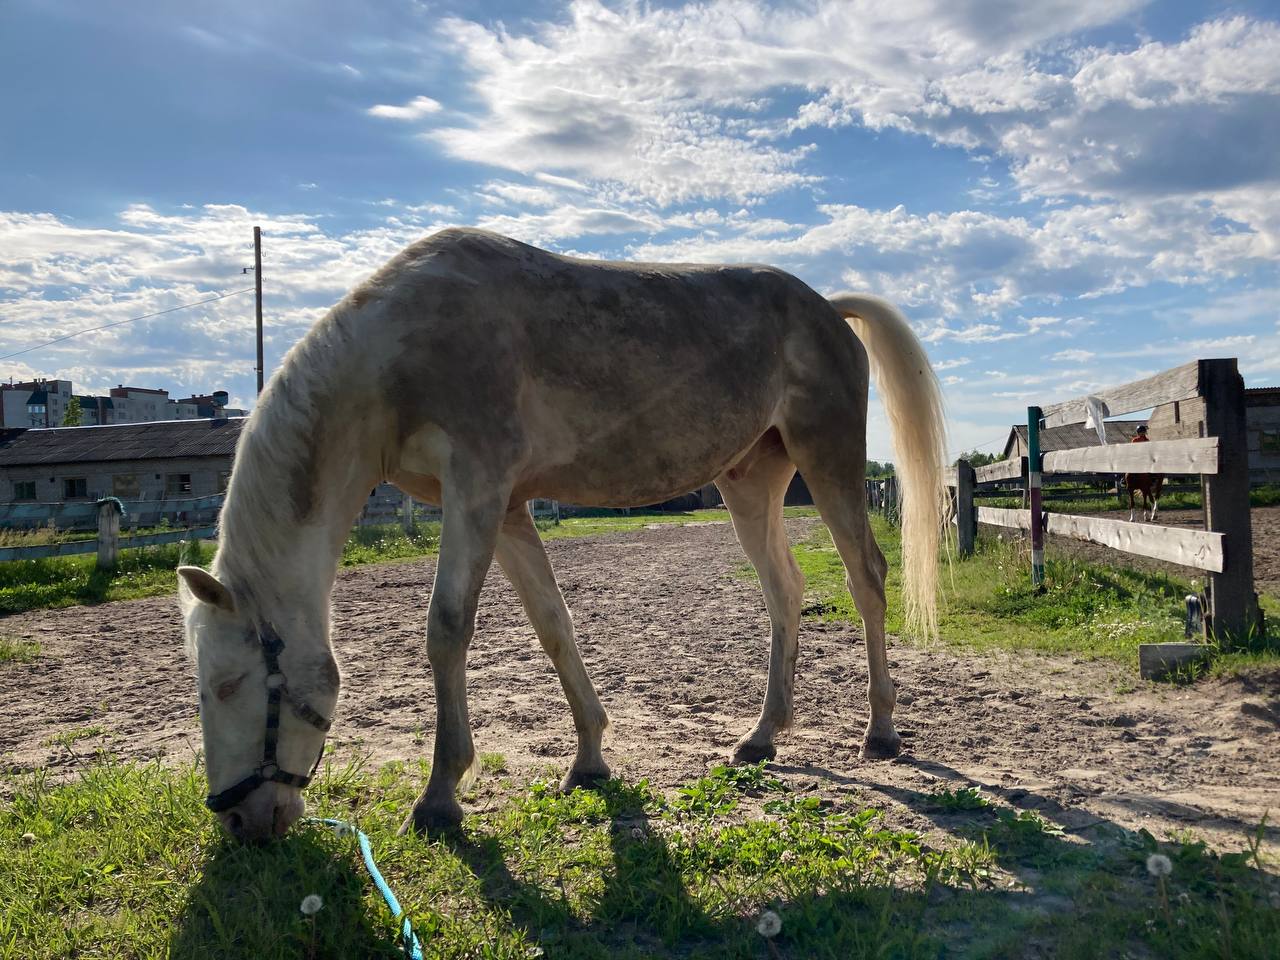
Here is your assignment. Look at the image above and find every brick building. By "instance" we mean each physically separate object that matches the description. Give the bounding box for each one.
[0,378,246,428]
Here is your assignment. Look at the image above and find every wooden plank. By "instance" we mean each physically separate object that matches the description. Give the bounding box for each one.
[955,460,976,557]
[1199,358,1258,637]
[975,457,1025,484]
[0,525,218,563]
[0,539,97,562]
[976,506,1032,530]
[1041,360,1201,428]
[942,467,958,488]
[1042,437,1219,476]
[1044,513,1223,572]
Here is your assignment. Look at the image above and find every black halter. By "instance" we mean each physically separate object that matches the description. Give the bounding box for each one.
[205,623,333,813]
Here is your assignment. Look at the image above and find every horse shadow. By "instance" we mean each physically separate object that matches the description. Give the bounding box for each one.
[166,826,403,959]
[166,761,1278,959]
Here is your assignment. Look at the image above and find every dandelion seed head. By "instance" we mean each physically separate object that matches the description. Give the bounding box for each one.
[756,909,782,938]
[300,894,324,916]
[630,826,645,840]
[1146,853,1172,877]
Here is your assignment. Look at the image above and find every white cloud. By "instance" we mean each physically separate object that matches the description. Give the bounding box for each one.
[1052,349,1094,362]
[421,0,1135,206]
[367,95,443,120]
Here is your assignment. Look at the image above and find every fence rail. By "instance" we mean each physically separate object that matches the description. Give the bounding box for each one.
[1041,436,1218,475]
[950,358,1258,640]
[0,524,218,563]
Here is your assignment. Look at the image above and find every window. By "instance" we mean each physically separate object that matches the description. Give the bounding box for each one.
[165,473,192,496]
[63,477,87,499]
[13,480,36,501]
[113,474,141,498]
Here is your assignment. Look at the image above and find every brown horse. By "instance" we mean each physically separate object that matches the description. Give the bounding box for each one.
[1124,472,1164,521]
[1124,425,1163,521]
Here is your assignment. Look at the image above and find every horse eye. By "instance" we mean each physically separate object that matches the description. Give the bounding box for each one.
[216,674,247,701]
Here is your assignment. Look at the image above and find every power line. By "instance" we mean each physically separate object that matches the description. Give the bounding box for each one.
[0,287,256,363]
[949,433,1009,458]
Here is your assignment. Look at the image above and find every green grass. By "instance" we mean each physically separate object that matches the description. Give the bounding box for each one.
[0,538,214,615]
[0,637,40,664]
[779,517,1280,668]
[2,758,1275,959]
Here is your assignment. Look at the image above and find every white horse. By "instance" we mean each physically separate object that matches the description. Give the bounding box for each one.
[178,228,947,841]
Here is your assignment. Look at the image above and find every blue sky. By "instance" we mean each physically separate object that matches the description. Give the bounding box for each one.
[2,0,1277,460]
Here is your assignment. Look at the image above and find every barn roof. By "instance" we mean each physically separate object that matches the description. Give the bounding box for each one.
[0,417,245,467]
[1003,420,1145,458]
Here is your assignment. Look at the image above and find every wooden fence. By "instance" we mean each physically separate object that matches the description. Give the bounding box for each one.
[946,358,1259,640]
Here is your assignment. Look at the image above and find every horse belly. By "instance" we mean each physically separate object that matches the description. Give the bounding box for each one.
[515,396,774,507]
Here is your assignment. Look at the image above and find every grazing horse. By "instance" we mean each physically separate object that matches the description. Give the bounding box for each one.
[1124,425,1163,521]
[177,228,947,841]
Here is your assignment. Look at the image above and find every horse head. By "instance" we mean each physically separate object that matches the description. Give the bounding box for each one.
[178,566,339,842]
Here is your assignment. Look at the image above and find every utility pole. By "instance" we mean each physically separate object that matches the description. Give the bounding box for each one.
[254,226,264,396]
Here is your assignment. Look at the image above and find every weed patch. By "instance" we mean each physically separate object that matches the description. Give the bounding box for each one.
[0,636,40,664]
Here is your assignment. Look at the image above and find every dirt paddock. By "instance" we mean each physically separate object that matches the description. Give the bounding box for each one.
[2,517,1278,853]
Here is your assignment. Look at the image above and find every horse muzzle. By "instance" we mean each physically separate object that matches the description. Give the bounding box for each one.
[216,781,305,842]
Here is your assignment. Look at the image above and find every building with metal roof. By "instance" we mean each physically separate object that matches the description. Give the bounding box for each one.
[0,419,244,528]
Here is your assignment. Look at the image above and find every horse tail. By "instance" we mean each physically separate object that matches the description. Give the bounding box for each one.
[828,293,948,639]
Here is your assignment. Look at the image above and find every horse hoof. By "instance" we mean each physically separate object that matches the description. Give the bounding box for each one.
[730,740,776,765]
[398,801,464,837]
[560,766,612,792]
[861,732,902,761]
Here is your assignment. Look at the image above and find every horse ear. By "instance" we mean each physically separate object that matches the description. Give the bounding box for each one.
[178,566,235,613]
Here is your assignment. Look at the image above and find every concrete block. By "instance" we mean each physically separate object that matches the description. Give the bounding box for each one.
[1139,642,1210,680]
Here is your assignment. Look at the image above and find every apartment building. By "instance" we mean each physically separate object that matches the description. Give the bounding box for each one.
[0,378,246,428]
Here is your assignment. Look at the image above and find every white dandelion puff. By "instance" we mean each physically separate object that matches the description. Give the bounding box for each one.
[21,832,36,844]
[1146,854,1172,877]
[756,909,782,938]
[631,826,646,840]
[300,894,324,916]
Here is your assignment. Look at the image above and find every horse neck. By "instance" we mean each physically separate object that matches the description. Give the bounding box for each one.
[215,350,384,627]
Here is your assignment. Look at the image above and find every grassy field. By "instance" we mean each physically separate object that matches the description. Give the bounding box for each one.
[4,510,1280,957]
[2,756,1276,959]
[776,516,1280,674]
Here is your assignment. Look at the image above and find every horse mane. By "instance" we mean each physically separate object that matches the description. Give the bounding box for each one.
[202,303,361,631]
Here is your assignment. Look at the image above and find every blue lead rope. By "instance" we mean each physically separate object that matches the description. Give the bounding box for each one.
[304,818,425,960]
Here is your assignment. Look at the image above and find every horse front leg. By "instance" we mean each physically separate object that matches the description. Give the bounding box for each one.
[494,504,612,791]
[401,479,508,835]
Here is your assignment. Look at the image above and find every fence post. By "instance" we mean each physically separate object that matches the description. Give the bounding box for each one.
[1199,359,1259,640]
[955,459,976,557]
[1027,406,1045,587]
[96,498,122,570]
[401,490,415,533]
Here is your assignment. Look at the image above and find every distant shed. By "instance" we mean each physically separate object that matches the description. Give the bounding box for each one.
[0,418,244,509]
[1002,420,1145,461]
[1147,387,1280,483]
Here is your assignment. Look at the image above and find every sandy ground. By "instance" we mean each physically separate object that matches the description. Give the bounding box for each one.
[2,518,1277,853]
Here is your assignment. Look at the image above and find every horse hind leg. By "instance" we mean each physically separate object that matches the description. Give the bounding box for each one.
[786,427,899,760]
[718,431,804,765]
[494,504,611,790]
